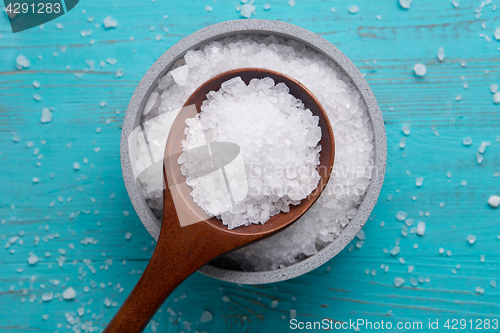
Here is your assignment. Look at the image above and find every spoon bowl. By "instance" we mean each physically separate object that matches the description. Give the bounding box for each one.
[104,68,335,333]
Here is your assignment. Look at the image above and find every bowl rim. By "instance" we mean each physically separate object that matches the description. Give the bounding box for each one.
[120,19,387,284]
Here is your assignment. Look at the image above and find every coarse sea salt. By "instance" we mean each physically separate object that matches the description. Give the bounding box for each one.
[399,0,412,9]
[179,77,322,229]
[437,47,445,61]
[414,63,426,76]
[488,195,500,208]
[135,35,374,270]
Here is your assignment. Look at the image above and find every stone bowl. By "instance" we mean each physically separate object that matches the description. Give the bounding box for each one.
[120,19,387,284]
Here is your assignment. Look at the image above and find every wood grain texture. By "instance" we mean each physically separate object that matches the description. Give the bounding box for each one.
[0,0,499,332]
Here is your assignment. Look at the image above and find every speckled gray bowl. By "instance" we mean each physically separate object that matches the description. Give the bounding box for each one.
[120,19,386,284]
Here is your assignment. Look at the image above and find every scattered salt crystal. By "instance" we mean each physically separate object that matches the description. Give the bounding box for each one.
[399,137,406,148]
[42,292,53,301]
[467,234,476,244]
[488,195,500,208]
[28,254,39,265]
[94,147,101,153]
[491,84,499,94]
[480,254,485,262]
[123,210,129,217]
[390,246,400,256]
[394,277,405,287]
[125,232,132,240]
[288,0,295,7]
[56,23,64,29]
[222,296,230,302]
[478,141,490,153]
[115,68,124,78]
[348,5,359,14]
[33,80,41,88]
[15,54,30,70]
[33,177,40,184]
[95,127,102,133]
[416,177,423,187]
[451,0,460,7]
[414,63,426,76]
[204,5,212,12]
[40,108,52,123]
[396,211,407,221]
[402,125,410,135]
[106,58,117,66]
[356,230,365,240]
[100,101,107,108]
[290,309,297,319]
[33,94,42,101]
[408,265,414,273]
[399,0,412,9]
[476,286,485,294]
[264,4,271,10]
[439,248,445,254]
[494,92,500,104]
[62,287,76,300]
[463,137,472,146]
[461,180,467,186]
[476,152,483,164]
[155,34,162,42]
[271,300,278,308]
[240,3,256,18]
[495,27,500,40]
[73,162,80,170]
[455,95,462,101]
[491,280,496,288]
[399,257,406,264]
[200,311,213,323]
[446,250,452,256]
[437,47,445,61]
[103,16,118,28]
[416,221,425,236]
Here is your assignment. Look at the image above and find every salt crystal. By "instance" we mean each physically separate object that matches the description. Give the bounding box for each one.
[402,125,410,135]
[396,211,407,221]
[446,249,452,256]
[478,141,490,153]
[264,4,271,10]
[348,5,359,14]
[123,210,129,217]
[204,5,212,12]
[491,84,499,93]
[271,300,278,308]
[16,55,31,70]
[488,195,500,208]
[42,292,53,301]
[394,277,405,287]
[73,162,80,170]
[290,309,297,319]
[437,47,445,61]
[62,287,76,300]
[416,177,423,187]
[455,95,462,101]
[451,0,460,7]
[155,34,162,42]
[33,177,40,184]
[200,311,213,323]
[222,296,230,302]
[467,234,476,244]
[288,0,295,7]
[390,246,400,256]
[408,265,414,273]
[240,3,256,18]
[399,137,406,148]
[476,152,483,164]
[416,221,425,236]
[28,254,39,265]
[33,80,41,88]
[491,280,496,288]
[125,232,132,240]
[476,286,485,294]
[495,27,500,40]
[100,101,107,108]
[56,23,63,29]
[414,63,426,76]
[494,92,500,104]
[115,68,124,78]
[33,94,42,101]
[40,108,52,123]
[106,58,117,65]
[463,137,472,146]
[103,16,118,28]
[96,127,102,133]
[439,247,445,254]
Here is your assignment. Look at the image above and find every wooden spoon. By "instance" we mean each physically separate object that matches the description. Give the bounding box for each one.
[103,68,335,332]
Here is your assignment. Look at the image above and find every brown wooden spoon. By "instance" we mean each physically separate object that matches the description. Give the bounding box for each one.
[103,68,335,333]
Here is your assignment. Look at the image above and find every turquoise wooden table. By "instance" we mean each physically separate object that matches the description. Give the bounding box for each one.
[1,0,500,332]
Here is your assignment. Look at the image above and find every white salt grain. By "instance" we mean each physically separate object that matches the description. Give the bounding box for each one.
[348,5,359,14]
[437,47,445,61]
[200,311,213,323]
[451,0,459,8]
[396,211,407,221]
[240,3,256,18]
[62,287,76,300]
[467,234,476,244]
[490,83,499,94]
[416,177,423,187]
[399,0,412,9]
[394,277,405,287]
[476,286,485,294]
[73,162,80,170]
[399,137,406,148]
[402,125,410,135]
[495,27,500,40]
[494,92,500,104]
[40,108,52,123]
[414,63,426,76]
[416,221,425,236]
[488,195,500,208]
[103,16,118,28]
[288,0,295,8]
[463,137,472,145]
[16,55,30,70]
[478,141,490,153]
